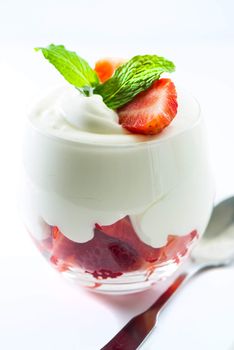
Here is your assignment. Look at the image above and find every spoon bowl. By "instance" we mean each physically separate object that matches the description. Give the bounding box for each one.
[191,196,234,265]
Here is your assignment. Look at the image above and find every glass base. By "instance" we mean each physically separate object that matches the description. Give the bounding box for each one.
[60,260,182,295]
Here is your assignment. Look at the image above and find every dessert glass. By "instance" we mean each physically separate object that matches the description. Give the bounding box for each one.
[21,90,214,294]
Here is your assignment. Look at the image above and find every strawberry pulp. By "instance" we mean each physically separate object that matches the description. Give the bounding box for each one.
[33,216,197,279]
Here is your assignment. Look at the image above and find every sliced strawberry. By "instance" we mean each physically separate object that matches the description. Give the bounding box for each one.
[118,78,178,135]
[94,58,125,83]
[45,219,197,279]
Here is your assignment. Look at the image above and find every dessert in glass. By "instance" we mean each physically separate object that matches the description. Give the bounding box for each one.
[21,45,214,294]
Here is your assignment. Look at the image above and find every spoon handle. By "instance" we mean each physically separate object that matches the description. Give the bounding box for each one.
[101,273,188,350]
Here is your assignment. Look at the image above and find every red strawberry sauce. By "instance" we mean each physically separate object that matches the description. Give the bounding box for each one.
[33,216,198,280]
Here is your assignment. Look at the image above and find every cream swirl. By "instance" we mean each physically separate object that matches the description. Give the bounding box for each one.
[57,87,124,134]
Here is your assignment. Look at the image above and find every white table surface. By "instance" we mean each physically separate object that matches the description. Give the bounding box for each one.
[1,27,234,350]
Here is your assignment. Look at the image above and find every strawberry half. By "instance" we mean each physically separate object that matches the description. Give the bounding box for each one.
[94,58,125,83]
[118,78,178,135]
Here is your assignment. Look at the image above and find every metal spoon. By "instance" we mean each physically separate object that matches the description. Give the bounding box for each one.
[101,196,234,350]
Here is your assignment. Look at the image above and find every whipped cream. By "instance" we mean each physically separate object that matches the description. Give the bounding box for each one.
[29,85,200,145]
[57,87,124,134]
[22,86,214,246]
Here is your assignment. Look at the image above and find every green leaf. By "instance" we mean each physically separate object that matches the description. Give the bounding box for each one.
[35,44,99,93]
[94,55,175,109]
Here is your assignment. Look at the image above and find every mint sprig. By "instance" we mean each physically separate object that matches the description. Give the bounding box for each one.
[94,55,175,109]
[35,45,175,108]
[35,44,99,95]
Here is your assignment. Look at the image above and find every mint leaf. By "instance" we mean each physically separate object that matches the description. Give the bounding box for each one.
[35,44,99,94]
[94,55,175,109]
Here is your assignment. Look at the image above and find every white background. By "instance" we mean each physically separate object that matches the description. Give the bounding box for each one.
[0,0,234,349]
